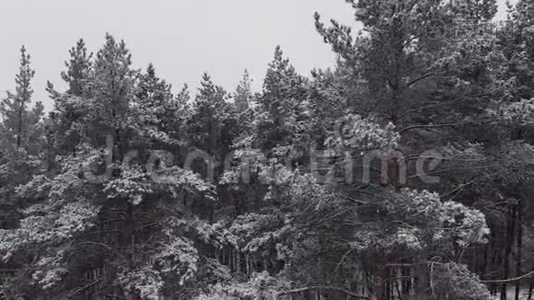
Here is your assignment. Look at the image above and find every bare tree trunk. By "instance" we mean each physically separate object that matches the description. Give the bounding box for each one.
[527,277,533,300]
[377,263,389,300]
[401,265,411,296]
[515,201,523,300]
[501,206,516,300]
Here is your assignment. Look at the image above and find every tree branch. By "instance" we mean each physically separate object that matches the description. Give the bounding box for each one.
[481,270,534,283]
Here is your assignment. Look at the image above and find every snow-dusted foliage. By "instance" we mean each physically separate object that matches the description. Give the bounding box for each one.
[31,250,68,290]
[3,0,534,297]
[104,165,216,205]
[117,263,164,297]
[438,201,490,248]
[343,189,489,255]
[0,201,99,261]
[325,114,400,151]
[194,272,290,300]
[489,98,534,126]
[152,236,199,286]
[433,263,491,300]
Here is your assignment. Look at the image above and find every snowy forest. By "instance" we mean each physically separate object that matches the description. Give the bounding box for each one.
[1,0,534,299]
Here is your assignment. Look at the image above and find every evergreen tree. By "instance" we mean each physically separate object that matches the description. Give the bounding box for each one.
[61,38,93,97]
[89,34,136,156]
[187,73,235,160]
[1,2,534,299]
[0,46,43,151]
[46,39,94,157]
[234,69,253,113]
[132,63,180,148]
[0,46,44,229]
[255,46,308,150]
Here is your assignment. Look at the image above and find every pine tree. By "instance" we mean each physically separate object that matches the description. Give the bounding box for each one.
[89,34,136,156]
[132,63,183,148]
[172,83,192,141]
[0,46,43,151]
[0,46,44,229]
[136,63,173,109]
[61,38,93,97]
[234,69,252,113]
[188,73,230,153]
[2,2,534,298]
[46,39,94,157]
[255,46,308,150]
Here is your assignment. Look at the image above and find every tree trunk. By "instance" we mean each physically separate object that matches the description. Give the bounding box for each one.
[527,277,533,300]
[377,263,390,300]
[501,206,516,300]
[515,201,523,300]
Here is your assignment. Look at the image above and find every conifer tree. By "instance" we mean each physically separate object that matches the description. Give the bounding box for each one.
[61,38,93,97]
[188,73,230,154]
[46,39,93,156]
[1,2,534,299]
[0,46,43,151]
[255,46,308,150]
[234,69,252,113]
[0,46,43,229]
[89,34,136,156]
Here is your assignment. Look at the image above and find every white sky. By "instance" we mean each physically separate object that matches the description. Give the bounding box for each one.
[0,0,515,111]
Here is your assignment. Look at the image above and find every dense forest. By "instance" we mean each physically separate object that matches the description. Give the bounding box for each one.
[1,0,534,299]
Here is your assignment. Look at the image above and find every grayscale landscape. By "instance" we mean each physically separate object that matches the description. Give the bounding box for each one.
[0,1,533,299]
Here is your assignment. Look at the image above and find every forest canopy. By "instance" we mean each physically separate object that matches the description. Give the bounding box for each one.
[1,0,534,299]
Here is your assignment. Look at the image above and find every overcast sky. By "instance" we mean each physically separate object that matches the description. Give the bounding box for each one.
[0,0,515,110]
